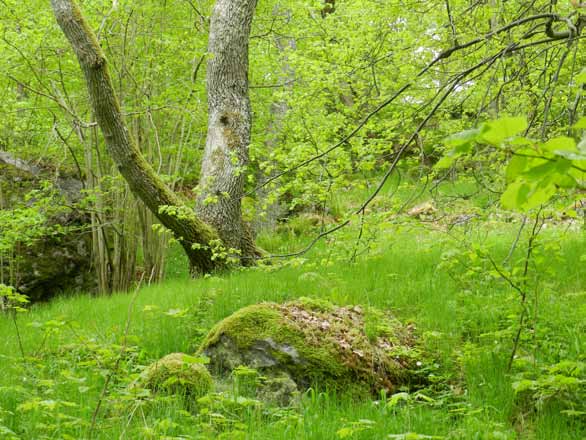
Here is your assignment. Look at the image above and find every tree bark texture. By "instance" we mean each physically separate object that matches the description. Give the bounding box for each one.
[196,0,259,263]
[50,0,222,275]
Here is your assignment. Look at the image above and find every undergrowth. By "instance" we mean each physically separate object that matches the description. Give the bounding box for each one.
[1,177,585,439]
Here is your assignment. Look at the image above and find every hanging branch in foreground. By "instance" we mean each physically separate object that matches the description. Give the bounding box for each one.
[259,18,583,261]
[251,13,567,196]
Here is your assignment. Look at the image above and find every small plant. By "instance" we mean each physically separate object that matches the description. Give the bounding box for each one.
[0,284,29,314]
[232,365,261,398]
[513,360,586,417]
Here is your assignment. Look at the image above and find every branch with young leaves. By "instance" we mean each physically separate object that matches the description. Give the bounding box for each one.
[436,105,586,211]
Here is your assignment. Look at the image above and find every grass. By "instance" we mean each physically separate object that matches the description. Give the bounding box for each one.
[1,178,586,439]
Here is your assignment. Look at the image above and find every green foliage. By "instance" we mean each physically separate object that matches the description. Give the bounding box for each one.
[513,361,586,417]
[1,0,586,437]
[437,116,586,211]
[0,284,29,314]
[1,213,585,437]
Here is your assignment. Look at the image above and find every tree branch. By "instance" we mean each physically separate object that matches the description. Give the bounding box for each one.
[50,0,222,274]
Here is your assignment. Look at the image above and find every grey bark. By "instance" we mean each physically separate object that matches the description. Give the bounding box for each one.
[50,0,223,274]
[196,0,259,263]
[0,151,41,176]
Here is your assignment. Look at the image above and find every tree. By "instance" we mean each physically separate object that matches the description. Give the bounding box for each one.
[40,0,586,278]
[196,0,260,263]
[49,0,259,275]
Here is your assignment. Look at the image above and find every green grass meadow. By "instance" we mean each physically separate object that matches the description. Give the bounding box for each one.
[1,180,585,439]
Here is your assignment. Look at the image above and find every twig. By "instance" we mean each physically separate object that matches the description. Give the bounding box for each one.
[502,216,527,266]
[52,116,86,188]
[508,209,543,371]
[445,0,459,46]
[12,313,26,362]
[247,83,412,196]
[349,212,366,264]
[257,219,351,260]
[250,13,564,196]
[356,74,463,214]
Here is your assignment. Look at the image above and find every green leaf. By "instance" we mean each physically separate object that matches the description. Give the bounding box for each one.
[501,177,557,211]
[526,179,557,208]
[480,116,528,145]
[512,379,536,393]
[501,180,529,210]
[508,136,533,146]
[553,172,576,189]
[575,68,586,85]
[525,160,556,179]
[542,136,577,153]
[554,157,572,174]
[444,128,480,147]
[573,117,586,129]
[182,354,210,364]
[506,155,527,182]
[435,129,479,170]
[336,427,354,438]
[561,410,586,417]
[386,392,410,408]
[434,154,458,169]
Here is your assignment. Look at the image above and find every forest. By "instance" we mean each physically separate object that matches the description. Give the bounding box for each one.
[0,0,585,438]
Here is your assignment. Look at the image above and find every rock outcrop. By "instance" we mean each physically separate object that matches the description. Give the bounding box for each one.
[200,298,427,398]
[0,151,94,301]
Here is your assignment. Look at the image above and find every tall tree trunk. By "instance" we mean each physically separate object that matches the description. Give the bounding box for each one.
[196,0,259,264]
[50,0,223,275]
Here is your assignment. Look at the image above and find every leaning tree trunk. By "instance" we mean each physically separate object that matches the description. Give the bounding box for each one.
[196,0,260,264]
[50,0,223,275]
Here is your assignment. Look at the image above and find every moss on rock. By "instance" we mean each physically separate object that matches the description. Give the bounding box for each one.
[139,352,213,398]
[257,372,300,407]
[200,298,425,397]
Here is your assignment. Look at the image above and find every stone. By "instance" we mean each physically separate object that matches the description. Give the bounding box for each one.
[0,152,94,301]
[138,352,213,398]
[256,372,300,407]
[407,201,436,218]
[200,298,427,400]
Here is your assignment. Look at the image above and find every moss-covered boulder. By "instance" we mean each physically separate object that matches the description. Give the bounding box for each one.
[200,298,425,397]
[0,152,95,301]
[138,353,213,398]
